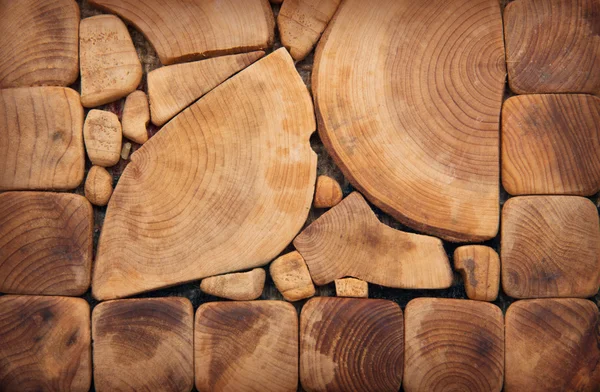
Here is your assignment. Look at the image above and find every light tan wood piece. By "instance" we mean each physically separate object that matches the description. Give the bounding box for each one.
[454,245,500,302]
[0,192,93,296]
[270,251,316,302]
[501,196,600,298]
[502,94,600,196]
[200,268,265,300]
[85,166,113,206]
[505,298,600,392]
[0,87,84,190]
[79,15,142,107]
[313,0,505,242]
[334,278,368,298]
[88,0,274,65]
[300,298,403,392]
[148,51,265,126]
[313,175,342,208]
[83,110,122,167]
[93,49,316,300]
[121,142,132,160]
[0,295,91,391]
[278,0,341,61]
[504,0,600,94]
[294,192,453,288]
[195,301,298,392]
[122,90,149,144]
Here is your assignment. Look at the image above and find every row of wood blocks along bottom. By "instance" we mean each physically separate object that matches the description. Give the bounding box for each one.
[0,295,598,392]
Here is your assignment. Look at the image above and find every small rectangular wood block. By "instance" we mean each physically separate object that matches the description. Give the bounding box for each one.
[454,245,500,302]
[334,277,368,297]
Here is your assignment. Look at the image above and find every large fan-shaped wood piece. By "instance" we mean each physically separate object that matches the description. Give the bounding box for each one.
[88,0,274,65]
[313,0,506,242]
[93,48,316,300]
[294,192,453,288]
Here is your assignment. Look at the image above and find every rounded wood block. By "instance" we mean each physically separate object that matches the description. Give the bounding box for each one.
[501,196,600,298]
[334,277,368,298]
[0,295,91,392]
[294,192,453,288]
[504,0,600,94]
[312,0,505,242]
[404,298,504,392]
[88,0,275,65]
[122,90,149,144]
[195,301,298,392]
[85,166,113,206]
[300,297,403,392]
[83,110,122,167]
[270,251,316,302]
[93,48,317,300]
[0,0,79,88]
[454,245,500,302]
[502,94,600,196]
[92,297,194,392]
[313,175,343,208]
[0,87,84,190]
[200,268,265,300]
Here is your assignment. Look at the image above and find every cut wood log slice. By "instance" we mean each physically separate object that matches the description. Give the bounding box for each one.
[404,298,504,392]
[0,0,79,88]
[334,277,368,298]
[313,0,506,242]
[88,0,275,65]
[313,175,342,208]
[0,87,84,190]
[270,251,316,302]
[85,166,113,206]
[195,301,298,392]
[122,90,149,144]
[148,51,265,126]
[504,0,600,94]
[294,192,453,288]
[300,297,403,392]
[502,94,600,195]
[200,268,265,300]
[505,298,600,392]
[92,297,194,392]
[501,196,600,298]
[83,110,122,167]
[0,295,91,392]
[93,48,317,300]
[454,245,500,302]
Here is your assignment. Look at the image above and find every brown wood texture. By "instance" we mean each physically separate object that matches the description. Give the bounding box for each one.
[312,0,505,242]
[0,0,79,88]
[313,175,342,208]
[454,245,500,302]
[270,251,316,302]
[0,295,91,392]
[93,48,317,300]
[501,196,600,298]
[200,268,265,301]
[300,297,403,392]
[404,298,504,392]
[502,94,600,196]
[84,166,113,206]
[504,0,600,94]
[92,297,194,392]
[88,0,275,65]
[122,90,149,144]
[294,192,453,288]
[334,277,368,298]
[505,298,600,392]
[195,301,298,392]
[83,110,122,167]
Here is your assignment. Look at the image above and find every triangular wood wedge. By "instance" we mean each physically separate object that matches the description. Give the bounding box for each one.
[93,48,317,300]
[313,0,505,242]
[294,192,453,289]
[148,51,265,126]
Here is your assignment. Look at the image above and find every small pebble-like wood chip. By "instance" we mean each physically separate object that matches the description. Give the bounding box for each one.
[83,110,122,167]
[122,90,149,144]
[313,175,343,208]
[200,268,265,300]
[334,277,368,298]
[270,251,316,302]
[454,245,500,302]
[85,166,113,206]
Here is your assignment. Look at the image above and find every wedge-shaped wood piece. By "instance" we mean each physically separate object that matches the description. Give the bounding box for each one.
[335,277,368,298]
[270,251,316,302]
[300,297,403,392]
[200,268,265,300]
[0,0,79,88]
[404,298,504,392]
[0,87,84,190]
[294,192,453,288]
[83,110,122,167]
[148,51,265,126]
[502,94,600,195]
[195,301,298,392]
[0,295,91,391]
[313,0,505,242]
[502,196,600,298]
[454,245,500,302]
[93,297,194,392]
[89,0,274,65]
[313,175,342,208]
[122,90,149,144]
[85,166,113,206]
[504,0,600,94]
[93,48,317,300]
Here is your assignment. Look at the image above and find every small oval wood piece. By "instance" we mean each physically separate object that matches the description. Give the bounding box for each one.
[88,0,275,65]
[0,295,91,391]
[502,94,600,195]
[200,268,265,300]
[454,245,500,302]
[313,175,342,208]
[501,196,600,298]
[294,192,453,288]
[270,251,316,302]
[195,301,298,392]
[404,298,504,392]
[85,166,113,206]
[122,90,149,144]
[504,0,600,94]
[0,87,84,190]
[0,0,79,88]
[83,110,122,167]
[334,277,368,298]
[300,297,403,392]
[79,14,142,107]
